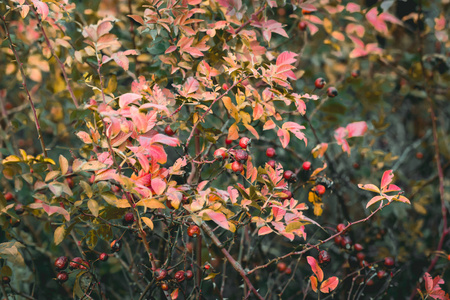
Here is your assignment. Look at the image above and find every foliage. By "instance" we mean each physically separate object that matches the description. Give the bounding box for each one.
[0,0,449,299]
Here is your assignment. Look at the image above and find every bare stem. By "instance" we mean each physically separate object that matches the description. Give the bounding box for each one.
[26,0,79,108]
[1,15,49,161]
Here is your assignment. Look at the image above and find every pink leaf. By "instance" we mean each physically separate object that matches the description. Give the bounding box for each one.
[282,122,307,146]
[149,134,180,147]
[346,3,360,13]
[258,226,273,236]
[29,203,70,221]
[31,0,48,21]
[205,210,229,230]
[277,128,290,148]
[366,195,385,209]
[119,93,142,108]
[276,51,298,66]
[383,184,401,193]
[380,170,394,190]
[424,272,447,299]
[183,77,199,95]
[307,256,324,282]
[346,121,368,138]
[151,178,166,195]
[320,277,339,293]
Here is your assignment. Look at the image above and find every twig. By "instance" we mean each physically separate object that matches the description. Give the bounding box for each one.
[201,222,265,300]
[26,0,79,108]
[247,201,389,275]
[0,15,49,161]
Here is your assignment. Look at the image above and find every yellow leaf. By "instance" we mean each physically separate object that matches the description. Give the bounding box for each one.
[136,198,166,209]
[323,18,332,34]
[141,217,154,230]
[59,155,69,175]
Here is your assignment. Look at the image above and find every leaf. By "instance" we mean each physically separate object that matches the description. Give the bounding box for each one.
[383,184,402,193]
[258,226,273,236]
[54,225,66,245]
[282,122,307,146]
[307,256,323,282]
[88,199,99,217]
[171,288,179,299]
[394,195,411,205]
[320,277,339,293]
[310,275,318,292]
[424,272,447,299]
[81,161,107,171]
[366,195,385,208]
[346,121,368,138]
[203,210,230,230]
[60,155,69,175]
[380,170,394,190]
[29,203,70,221]
[204,272,220,280]
[0,242,25,266]
[277,128,290,148]
[136,198,166,209]
[358,184,381,193]
[141,217,154,230]
[31,0,49,21]
[151,178,166,195]
[119,93,142,108]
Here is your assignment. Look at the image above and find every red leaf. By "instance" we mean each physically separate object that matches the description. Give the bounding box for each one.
[346,121,367,138]
[307,256,324,282]
[380,170,394,190]
[31,0,49,21]
[151,178,166,195]
[119,93,142,108]
[204,210,229,230]
[276,51,298,66]
[171,288,179,299]
[320,277,339,293]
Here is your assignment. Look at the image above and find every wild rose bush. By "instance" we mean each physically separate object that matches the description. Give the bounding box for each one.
[0,0,449,299]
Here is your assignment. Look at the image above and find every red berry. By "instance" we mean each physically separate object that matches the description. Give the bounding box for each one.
[266,147,276,158]
[327,87,338,97]
[2,276,10,284]
[302,161,311,171]
[70,257,83,270]
[222,83,229,90]
[354,243,364,252]
[336,223,346,232]
[204,264,210,270]
[79,260,90,270]
[124,212,135,224]
[55,256,69,270]
[334,236,343,246]
[234,149,249,162]
[57,271,69,283]
[283,170,295,182]
[315,184,326,196]
[66,177,74,188]
[267,160,276,169]
[280,190,292,200]
[356,252,366,261]
[377,270,387,279]
[416,152,424,159]
[353,162,360,169]
[164,125,175,136]
[285,267,292,275]
[15,204,24,215]
[161,282,169,291]
[5,103,13,110]
[225,138,233,145]
[314,78,326,89]
[99,253,109,262]
[187,225,201,238]
[384,257,395,268]
[351,70,360,78]
[214,148,228,160]
[318,250,331,266]
[110,240,122,253]
[366,279,374,286]
[185,270,194,280]
[277,262,287,272]
[155,269,168,281]
[231,161,244,173]
[111,185,121,193]
[298,20,307,31]
[239,137,250,149]
[341,236,352,249]
[174,270,185,282]
[4,192,14,202]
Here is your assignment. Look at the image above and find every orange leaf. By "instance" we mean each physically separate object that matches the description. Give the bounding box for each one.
[310,275,318,292]
[320,277,339,293]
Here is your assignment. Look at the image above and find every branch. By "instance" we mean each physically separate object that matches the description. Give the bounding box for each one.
[0,15,49,161]
[247,201,389,275]
[201,222,265,300]
[26,0,79,108]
